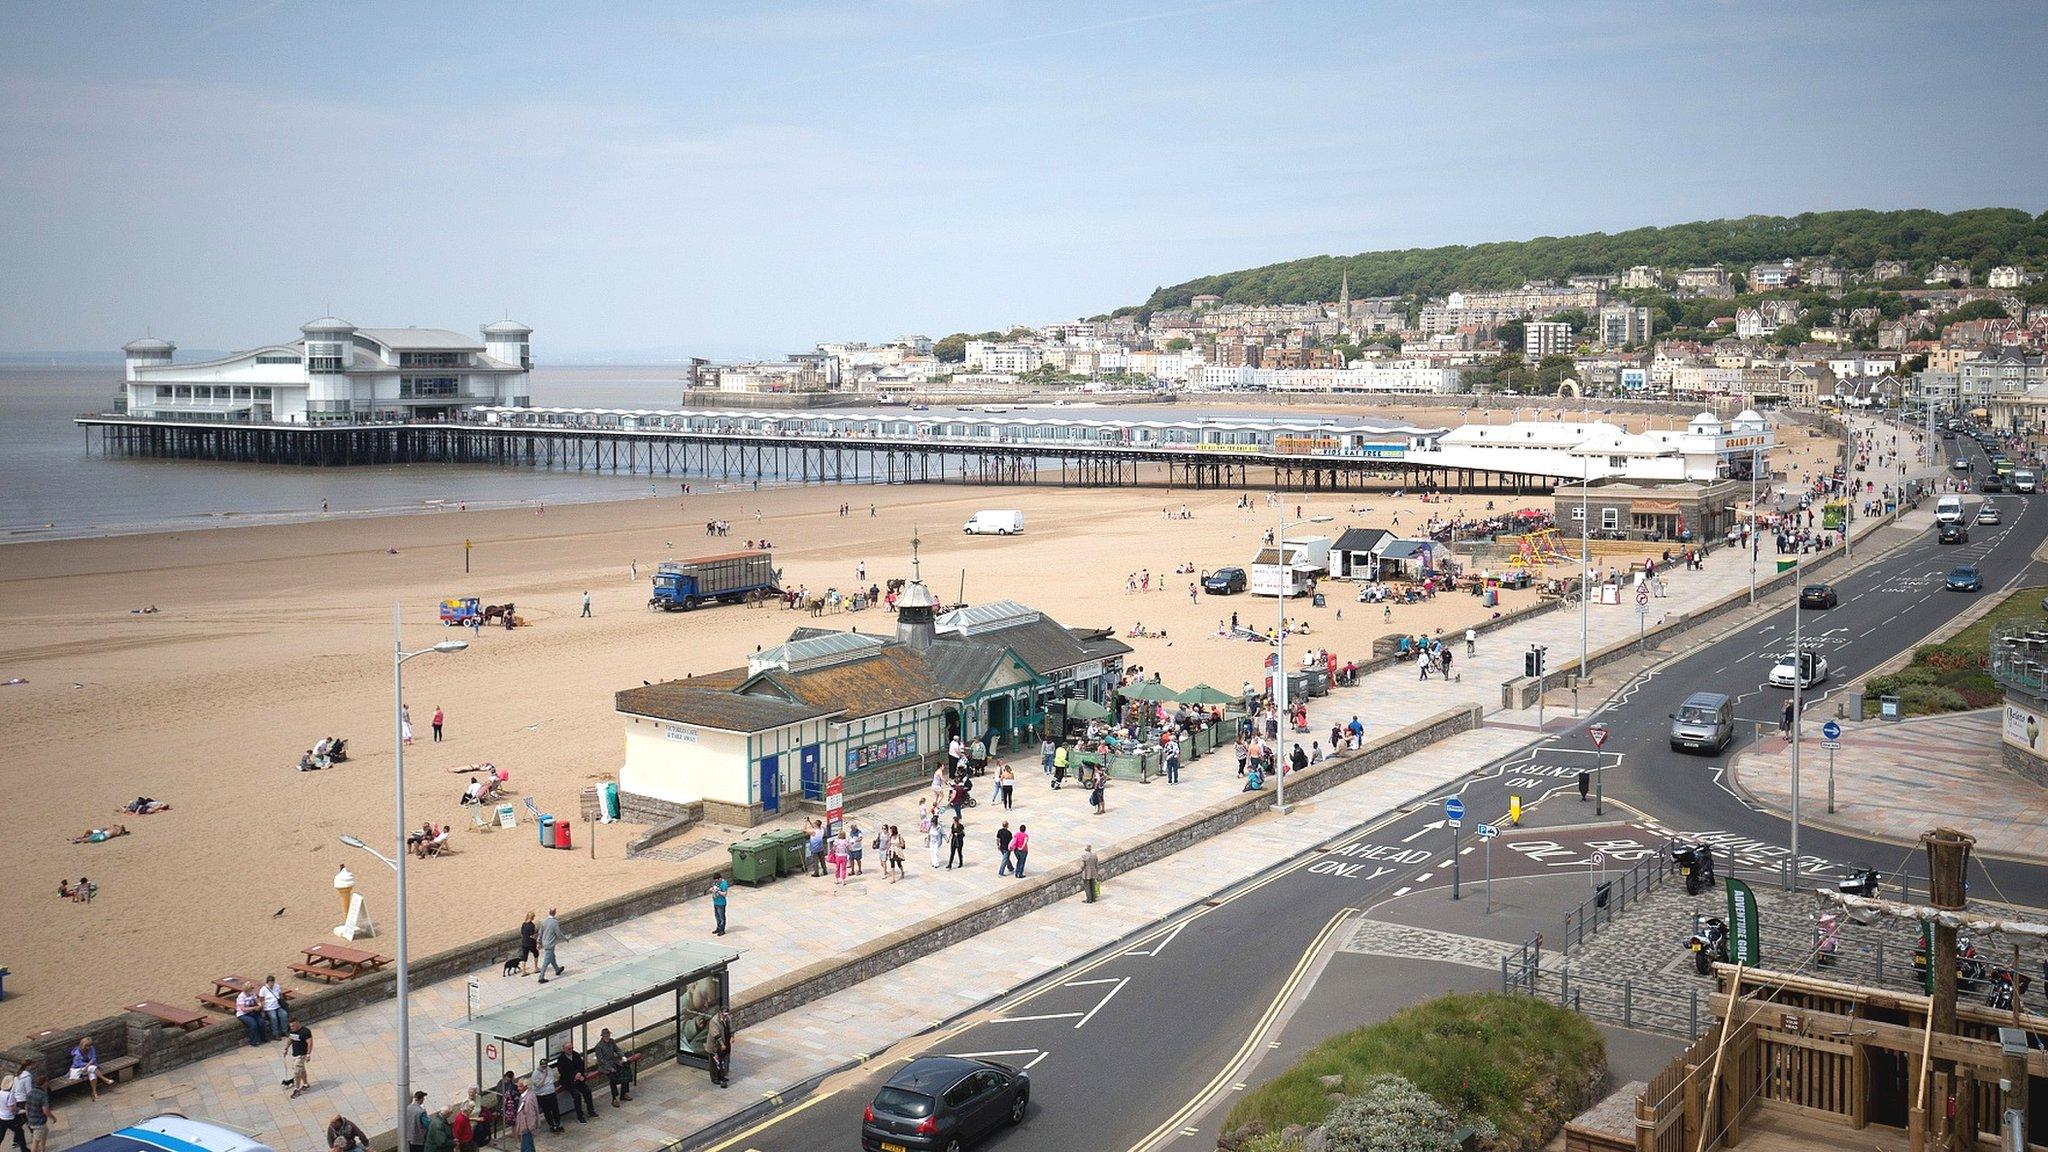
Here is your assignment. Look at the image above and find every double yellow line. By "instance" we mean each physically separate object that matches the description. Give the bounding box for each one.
[1124,906,1357,1152]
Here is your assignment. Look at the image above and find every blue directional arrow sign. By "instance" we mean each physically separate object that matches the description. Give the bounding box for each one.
[1444,796,1465,822]
[1822,720,1842,741]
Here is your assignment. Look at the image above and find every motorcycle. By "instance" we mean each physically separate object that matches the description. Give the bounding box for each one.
[1913,933,1990,994]
[1672,843,1717,896]
[1814,911,1840,967]
[1687,916,1730,975]
[1837,866,1881,899]
[1988,968,2031,1011]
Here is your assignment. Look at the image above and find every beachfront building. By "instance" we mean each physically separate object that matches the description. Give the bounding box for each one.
[613,584,1129,826]
[1406,411,1772,485]
[119,319,532,423]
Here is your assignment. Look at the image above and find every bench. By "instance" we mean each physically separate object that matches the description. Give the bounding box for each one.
[48,1056,140,1098]
[288,962,354,983]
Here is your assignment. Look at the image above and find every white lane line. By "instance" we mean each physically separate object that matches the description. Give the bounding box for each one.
[1026,1052,1051,1069]
[1122,918,1188,958]
[947,1048,1040,1059]
[1460,846,1476,855]
[1065,978,1124,987]
[1415,872,1435,882]
[992,1012,1083,1024]
[1393,886,1411,897]
[1073,976,1131,1029]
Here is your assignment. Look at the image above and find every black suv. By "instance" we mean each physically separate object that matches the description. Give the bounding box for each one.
[1938,521,1969,545]
[862,1057,1029,1151]
[1202,566,1247,595]
[1799,583,1838,609]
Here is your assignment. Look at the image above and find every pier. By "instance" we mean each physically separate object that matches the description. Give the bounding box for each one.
[74,409,1572,494]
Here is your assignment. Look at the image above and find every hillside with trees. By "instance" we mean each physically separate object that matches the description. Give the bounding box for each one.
[1129,208,2048,313]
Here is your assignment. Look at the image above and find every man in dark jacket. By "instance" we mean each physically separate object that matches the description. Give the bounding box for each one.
[554,1043,596,1123]
[995,822,1014,876]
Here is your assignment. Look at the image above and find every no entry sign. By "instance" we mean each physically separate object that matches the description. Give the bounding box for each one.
[1588,723,1609,748]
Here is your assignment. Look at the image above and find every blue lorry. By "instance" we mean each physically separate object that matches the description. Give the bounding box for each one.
[649,551,781,611]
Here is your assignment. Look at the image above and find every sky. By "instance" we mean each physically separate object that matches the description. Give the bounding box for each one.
[1,0,2045,360]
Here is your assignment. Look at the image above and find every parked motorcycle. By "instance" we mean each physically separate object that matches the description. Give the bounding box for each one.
[1688,916,1730,975]
[1987,968,2030,1011]
[1672,843,1718,896]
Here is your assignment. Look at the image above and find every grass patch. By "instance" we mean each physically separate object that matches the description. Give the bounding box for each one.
[1222,993,1604,1151]
[1864,584,2048,717]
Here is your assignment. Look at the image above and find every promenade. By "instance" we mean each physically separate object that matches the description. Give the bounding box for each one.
[44,416,1910,1150]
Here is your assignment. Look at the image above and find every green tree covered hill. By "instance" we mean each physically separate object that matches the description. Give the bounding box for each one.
[1131,208,2048,312]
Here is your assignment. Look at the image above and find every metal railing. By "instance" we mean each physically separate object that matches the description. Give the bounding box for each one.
[1559,836,1677,952]
[1502,933,1703,1037]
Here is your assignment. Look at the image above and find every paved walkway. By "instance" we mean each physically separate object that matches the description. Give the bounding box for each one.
[1735,708,2048,861]
[49,419,1904,1151]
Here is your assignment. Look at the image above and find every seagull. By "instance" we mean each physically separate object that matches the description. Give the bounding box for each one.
[273,907,286,918]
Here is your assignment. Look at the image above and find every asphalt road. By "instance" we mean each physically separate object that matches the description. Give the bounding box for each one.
[695,430,2048,1152]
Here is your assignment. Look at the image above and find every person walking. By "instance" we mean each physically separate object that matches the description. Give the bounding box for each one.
[707,1008,734,1088]
[1080,844,1101,903]
[431,706,444,743]
[0,1079,25,1152]
[423,1108,453,1152]
[283,1017,313,1097]
[554,1043,596,1124]
[532,1059,562,1133]
[927,813,945,869]
[580,591,592,618]
[404,1091,430,1152]
[996,822,1014,876]
[1235,736,1248,777]
[998,765,1015,810]
[401,703,414,746]
[1052,742,1069,789]
[830,827,851,885]
[259,975,288,1042]
[1465,626,1476,656]
[17,1079,49,1152]
[1090,769,1106,816]
[847,821,865,876]
[514,1080,540,1152]
[806,819,826,877]
[518,911,539,975]
[594,1028,634,1105]
[1040,736,1055,777]
[1011,824,1029,877]
[887,825,906,881]
[538,908,566,982]
[708,872,729,936]
[947,816,967,869]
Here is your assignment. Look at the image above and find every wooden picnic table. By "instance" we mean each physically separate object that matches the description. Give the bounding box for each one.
[201,975,297,1013]
[290,943,391,984]
[125,1001,209,1031]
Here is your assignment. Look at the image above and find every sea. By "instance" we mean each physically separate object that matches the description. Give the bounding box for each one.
[0,364,1392,543]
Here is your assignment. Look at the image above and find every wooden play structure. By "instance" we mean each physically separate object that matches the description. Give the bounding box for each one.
[1508,527,1580,569]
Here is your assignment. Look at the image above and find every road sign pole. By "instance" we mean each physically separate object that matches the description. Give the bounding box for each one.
[1828,745,1836,814]
[1596,765,1604,816]
[1450,821,1460,901]
[1484,836,1493,913]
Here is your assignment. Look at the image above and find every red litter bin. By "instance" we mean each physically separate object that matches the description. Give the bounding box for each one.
[554,818,572,850]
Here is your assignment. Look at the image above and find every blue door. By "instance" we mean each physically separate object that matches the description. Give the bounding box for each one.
[800,744,824,801]
[759,754,780,814]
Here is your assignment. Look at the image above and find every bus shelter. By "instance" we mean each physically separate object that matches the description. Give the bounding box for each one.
[450,940,739,1086]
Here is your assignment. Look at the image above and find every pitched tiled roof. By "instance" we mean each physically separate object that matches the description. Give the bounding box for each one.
[616,674,835,733]
[967,616,1130,675]
[746,644,948,720]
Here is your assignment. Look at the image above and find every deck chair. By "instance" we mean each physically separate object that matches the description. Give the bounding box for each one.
[523,797,543,823]
[469,805,494,832]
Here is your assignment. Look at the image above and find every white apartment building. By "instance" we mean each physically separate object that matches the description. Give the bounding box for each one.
[1989,266,2029,289]
[1668,364,1745,398]
[1599,305,1652,349]
[963,341,1045,374]
[120,318,532,424]
[1525,320,1574,361]
[1192,362,1470,394]
[1621,266,1663,290]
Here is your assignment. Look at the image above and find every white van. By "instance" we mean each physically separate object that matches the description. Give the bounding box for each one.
[1935,495,1964,524]
[964,510,1024,536]
[64,1114,275,1152]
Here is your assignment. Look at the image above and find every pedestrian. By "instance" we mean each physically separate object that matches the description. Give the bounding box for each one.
[580,591,592,618]
[1780,699,1794,736]
[1041,736,1055,776]
[401,703,414,745]
[708,1008,734,1088]
[1052,742,1069,788]
[532,1059,562,1133]
[996,821,1014,876]
[0,1080,23,1152]
[848,821,865,875]
[998,765,1015,810]
[949,779,968,822]
[1080,844,1101,903]
[284,1017,313,1097]
[806,819,826,877]
[514,1080,540,1152]
[405,1091,430,1152]
[887,825,906,881]
[431,706,444,742]
[326,1116,370,1151]
[594,1028,634,1105]
[260,974,288,1040]
[1011,824,1029,877]
[425,1108,454,1152]
[1090,770,1106,815]
[518,911,539,975]
[16,1079,48,1152]
[554,1043,596,1123]
[235,986,266,1046]
[449,1103,473,1152]
[1291,743,1309,776]
[1164,742,1181,785]
[538,907,566,982]
[1235,736,1248,777]
[708,872,729,936]
[947,816,967,868]
[928,812,945,868]
[831,827,851,885]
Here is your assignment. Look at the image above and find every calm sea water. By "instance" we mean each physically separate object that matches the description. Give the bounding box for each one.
[0,365,1388,542]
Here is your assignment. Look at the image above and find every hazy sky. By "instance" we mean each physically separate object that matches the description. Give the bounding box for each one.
[2,1,2044,359]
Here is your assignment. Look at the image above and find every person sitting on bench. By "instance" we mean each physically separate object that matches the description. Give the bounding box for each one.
[68,1038,102,1100]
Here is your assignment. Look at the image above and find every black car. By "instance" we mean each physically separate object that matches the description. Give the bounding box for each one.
[1980,474,2005,493]
[1799,583,1838,609]
[1938,522,1969,545]
[862,1057,1029,1151]
[1946,566,1984,592]
[1202,566,1247,595]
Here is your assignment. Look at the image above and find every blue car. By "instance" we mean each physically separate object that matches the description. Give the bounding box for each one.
[1946,566,1983,592]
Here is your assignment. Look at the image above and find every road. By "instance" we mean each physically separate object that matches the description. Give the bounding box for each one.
[695,428,2048,1152]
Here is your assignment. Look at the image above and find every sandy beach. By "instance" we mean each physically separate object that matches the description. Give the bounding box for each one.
[0,419,1842,1032]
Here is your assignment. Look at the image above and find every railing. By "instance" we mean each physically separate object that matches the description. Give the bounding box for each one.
[1990,619,2048,693]
[1559,835,1676,951]
[1502,932,1704,1037]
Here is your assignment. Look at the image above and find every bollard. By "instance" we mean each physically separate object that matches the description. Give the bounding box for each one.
[1502,954,1511,993]
[1560,963,1571,1007]
[1624,978,1634,1028]
[1690,988,1699,1036]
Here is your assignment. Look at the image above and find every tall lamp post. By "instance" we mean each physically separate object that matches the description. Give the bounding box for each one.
[1749,444,1760,605]
[1578,446,1591,682]
[1788,557,1804,889]
[372,605,467,1136]
[1271,508,1333,815]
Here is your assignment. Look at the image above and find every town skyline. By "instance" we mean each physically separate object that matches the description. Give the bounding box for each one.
[4,0,2047,358]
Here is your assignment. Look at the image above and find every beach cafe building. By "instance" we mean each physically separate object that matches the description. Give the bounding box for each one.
[614,586,1130,826]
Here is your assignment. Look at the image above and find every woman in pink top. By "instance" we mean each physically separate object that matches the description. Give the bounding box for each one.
[1009,825,1029,878]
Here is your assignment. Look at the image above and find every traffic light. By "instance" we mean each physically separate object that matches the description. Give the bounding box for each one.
[1525,647,1546,679]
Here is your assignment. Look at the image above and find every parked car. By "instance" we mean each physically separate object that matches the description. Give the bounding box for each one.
[1202,566,1247,595]
[1768,650,1829,690]
[1947,566,1984,593]
[64,1115,274,1152]
[1978,503,2002,526]
[1798,583,1839,609]
[1938,522,1969,545]
[862,1057,1029,1151]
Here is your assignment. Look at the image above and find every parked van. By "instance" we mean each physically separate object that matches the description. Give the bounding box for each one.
[1935,495,1964,524]
[1669,691,1735,754]
[963,509,1024,535]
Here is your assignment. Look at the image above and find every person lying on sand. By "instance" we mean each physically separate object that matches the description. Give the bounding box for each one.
[121,796,170,815]
[71,826,128,844]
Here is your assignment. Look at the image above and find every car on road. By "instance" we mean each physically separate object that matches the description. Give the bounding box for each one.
[1202,566,1247,595]
[1768,650,1829,690]
[1953,459,1973,472]
[861,1056,1029,1151]
[1798,583,1839,609]
[63,1115,274,1152]
[1981,474,2005,494]
[1669,690,1735,754]
[1947,566,1984,592]
[1938,521,1969,545]
[1978,503,2002,526]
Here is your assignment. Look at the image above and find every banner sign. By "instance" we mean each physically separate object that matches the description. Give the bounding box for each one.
[1726,878,1762,966]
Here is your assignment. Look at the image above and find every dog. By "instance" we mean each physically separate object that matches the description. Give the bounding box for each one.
[501,955,523,978]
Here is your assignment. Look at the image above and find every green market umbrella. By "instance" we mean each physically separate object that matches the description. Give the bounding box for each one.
[1119,681,1181,703]
[1177,683,1238,705]
[1063,698,1112,721]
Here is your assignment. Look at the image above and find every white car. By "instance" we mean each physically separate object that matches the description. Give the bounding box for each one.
[64,1115,275,1152]
[1768,651,1829,690]
[1978,503,2002,526]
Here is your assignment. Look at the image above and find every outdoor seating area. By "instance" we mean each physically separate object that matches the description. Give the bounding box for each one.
[286,943,392,985]
[199,974,297,1014]
[122,1001,208,1031]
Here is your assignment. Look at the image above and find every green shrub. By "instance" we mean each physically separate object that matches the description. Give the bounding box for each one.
[1323,1074,1490,1152]
[1916,643,1987,672]
[1897,683,1968,714]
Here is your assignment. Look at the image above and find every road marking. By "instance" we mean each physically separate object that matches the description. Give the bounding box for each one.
[947,1048,1040,1059]
[1065,978,1124,987]
[1125,908,1356,1152]
[1026,1052,1050,1069]
[698,1088,841,1151]
[991,1011,1083,1024]
[1123,919,1188,958]
[1073,977,1131,1029]
[1393,886,1411,897]
[1414,872,1434,882]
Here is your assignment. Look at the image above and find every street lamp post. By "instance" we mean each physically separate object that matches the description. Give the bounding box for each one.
[378,605,467,1136]
[1579,450,1590,683]
[1271,508,1333,815]
[1789,559,1803,891]
[1749,445,1760,605]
